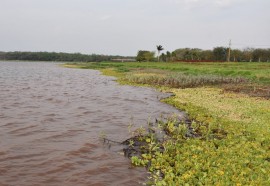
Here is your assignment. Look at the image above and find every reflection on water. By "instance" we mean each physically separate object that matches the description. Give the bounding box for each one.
[0,62,183,185]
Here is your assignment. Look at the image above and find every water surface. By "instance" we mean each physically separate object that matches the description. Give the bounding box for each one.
[0,61,183,185]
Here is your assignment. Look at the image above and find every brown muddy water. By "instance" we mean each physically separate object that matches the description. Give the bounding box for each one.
[0,62,184,186]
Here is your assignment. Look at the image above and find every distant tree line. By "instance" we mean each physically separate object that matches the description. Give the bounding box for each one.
[0,51,134,62]
[137,47,270,62]
[1,48,269,63]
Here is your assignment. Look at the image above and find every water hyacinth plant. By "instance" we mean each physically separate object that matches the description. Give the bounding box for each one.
[125,70,248,88]
[65,62,270,185]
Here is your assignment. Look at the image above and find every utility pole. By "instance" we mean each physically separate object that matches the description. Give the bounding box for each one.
[227,39,231,62]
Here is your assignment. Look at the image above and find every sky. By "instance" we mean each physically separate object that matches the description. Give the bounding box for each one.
[0,0,269,56]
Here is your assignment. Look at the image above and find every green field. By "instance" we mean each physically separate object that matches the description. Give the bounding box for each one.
[69,62,270,83]
[65,62,270,185]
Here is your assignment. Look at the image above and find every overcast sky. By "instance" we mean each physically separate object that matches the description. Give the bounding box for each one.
[0,0,269,56]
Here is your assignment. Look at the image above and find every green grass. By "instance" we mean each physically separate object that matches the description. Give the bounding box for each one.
[68,61,270,85]
[125,70,248,88]
[66,62,270,98]
[64,61,270,185]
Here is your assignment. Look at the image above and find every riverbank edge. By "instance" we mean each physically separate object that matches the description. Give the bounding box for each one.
[62,63,270,185]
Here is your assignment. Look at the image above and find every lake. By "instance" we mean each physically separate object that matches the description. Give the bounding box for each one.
[0,61,183,185]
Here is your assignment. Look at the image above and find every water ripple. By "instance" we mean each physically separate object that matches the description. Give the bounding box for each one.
[0,62,184,185]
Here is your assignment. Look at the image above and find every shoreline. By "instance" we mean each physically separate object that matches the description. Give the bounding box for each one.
[64,62,270,185]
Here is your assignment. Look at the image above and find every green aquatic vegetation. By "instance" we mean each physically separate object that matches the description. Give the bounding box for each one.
[123,76,270,184]
[130,114,270,185]
[64,62,270,98]
[125,72,248,88]
[65,62,270,185]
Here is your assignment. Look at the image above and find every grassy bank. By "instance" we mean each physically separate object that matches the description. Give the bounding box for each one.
[65,62,270,98]
[64,62,270,185]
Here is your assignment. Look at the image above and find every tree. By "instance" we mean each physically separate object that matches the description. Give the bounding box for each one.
[0,51,131,62]
[166,51,171,62]
[136,50,155,62]
[173,48,190,60]
[145,51,155,62]
[266,49,270,62]
[190,48,202,60]
[160,53,166,62]
[171,52,176,61]
[213,47,227,61]
[242,48,254,62]
[253,49,269,62]
[200,50,213,61]
[156,45,164,62]
[231,49,242,62]
[136,50,147,62]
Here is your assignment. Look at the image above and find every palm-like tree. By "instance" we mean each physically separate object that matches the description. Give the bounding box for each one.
[156,45,164,62]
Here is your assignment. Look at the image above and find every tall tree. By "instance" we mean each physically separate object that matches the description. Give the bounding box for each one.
[243,47,254,62]
[160,53,166,62]
[253,49,268,62]
[144,51,155,62]
[190,48,202,60]
[136,50,155,62]
[231,49,242,62]
[171,51,176,62]
[213,47,227,61]
[166,51,171,62]
[200,50,213,61]
[156,45,164,62]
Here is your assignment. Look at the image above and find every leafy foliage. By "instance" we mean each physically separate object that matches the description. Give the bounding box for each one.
[172,47,270,62]
[127,90,270,185]
[136,50,155,62]
[66,61,270,185]
[157,45,164,52]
